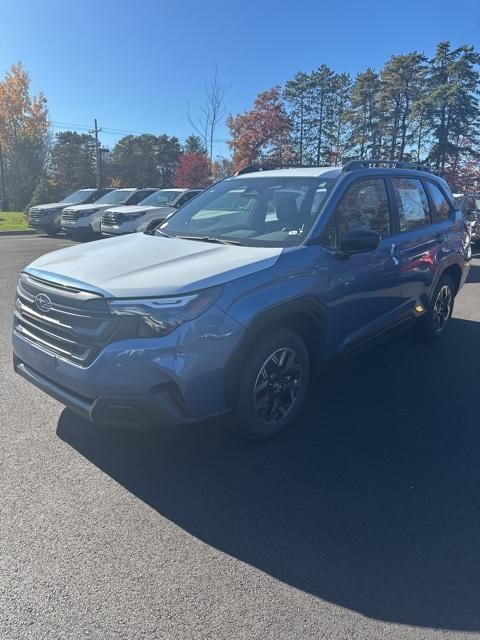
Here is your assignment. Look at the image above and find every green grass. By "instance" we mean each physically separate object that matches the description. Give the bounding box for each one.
[0,211,31,232]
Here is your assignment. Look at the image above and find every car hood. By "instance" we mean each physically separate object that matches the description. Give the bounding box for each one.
[63,203,112,212]
[104,205,175,216]
[25,233,283,297]
[30,202,64,212]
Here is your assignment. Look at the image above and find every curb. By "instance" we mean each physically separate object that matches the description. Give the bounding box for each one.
[0,229,40,236]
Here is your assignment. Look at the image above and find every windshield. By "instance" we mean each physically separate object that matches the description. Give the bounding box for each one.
[95,189,136,205]
[61,189,95,205]
[139,190,180,206]
[158,177,334,246]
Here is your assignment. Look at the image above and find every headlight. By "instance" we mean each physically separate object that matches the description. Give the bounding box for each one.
[107,286,222,337]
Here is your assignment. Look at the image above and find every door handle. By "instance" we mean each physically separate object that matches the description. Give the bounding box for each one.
[390,243,399,265]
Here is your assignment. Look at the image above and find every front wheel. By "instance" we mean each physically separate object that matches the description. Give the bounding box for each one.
[416,274,455,342]
[231,326,310,439]
[43,226,59,237]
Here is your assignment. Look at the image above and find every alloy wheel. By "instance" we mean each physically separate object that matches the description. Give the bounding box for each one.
[433,284,452,334]
[253,347,302,425]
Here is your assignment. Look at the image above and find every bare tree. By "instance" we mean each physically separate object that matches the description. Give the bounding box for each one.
[188,64,227,159]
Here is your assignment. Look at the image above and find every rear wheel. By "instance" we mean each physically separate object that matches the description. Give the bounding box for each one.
[231,326,310,439]
[416,274,455,342]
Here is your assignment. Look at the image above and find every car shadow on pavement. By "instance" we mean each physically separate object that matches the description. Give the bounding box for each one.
[57,316,480,632]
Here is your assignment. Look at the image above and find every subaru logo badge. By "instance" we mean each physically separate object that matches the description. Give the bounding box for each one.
[34,293,52,313]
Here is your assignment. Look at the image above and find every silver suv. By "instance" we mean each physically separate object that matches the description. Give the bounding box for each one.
[28,188,113,236]
[101,189,203,236]
[61,188,158,239]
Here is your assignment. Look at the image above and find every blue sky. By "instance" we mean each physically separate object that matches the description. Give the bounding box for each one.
[1,0,479,157]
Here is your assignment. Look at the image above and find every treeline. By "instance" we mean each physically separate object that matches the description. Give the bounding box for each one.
[0,64,230,210]
[227,41,480,190]
[1,42,480,211]
[29,130,230,209]
[0,64,49,210]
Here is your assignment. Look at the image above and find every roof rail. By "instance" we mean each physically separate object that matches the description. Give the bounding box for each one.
[342,159,432,173]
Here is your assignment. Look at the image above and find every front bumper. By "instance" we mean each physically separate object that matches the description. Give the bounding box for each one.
[101,224,126,236]
[28,212,61,229]
[101,219,140,235]
[12,304,244,428]
[13,355,198,428]
[61,219,92,232]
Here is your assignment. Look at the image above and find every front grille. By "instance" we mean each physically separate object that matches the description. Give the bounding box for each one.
[14,273,121,366]
[102,211,123,226]
[29,209,42,223]
[61,210,80,222]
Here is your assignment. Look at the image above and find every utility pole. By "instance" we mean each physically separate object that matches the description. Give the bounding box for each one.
[91,119,101,188]
[0,139,9,211]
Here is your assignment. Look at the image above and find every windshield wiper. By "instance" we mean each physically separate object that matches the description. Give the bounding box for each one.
[174,235,242,246]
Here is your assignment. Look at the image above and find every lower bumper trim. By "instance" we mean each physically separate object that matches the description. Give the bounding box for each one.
[13,356,202,429]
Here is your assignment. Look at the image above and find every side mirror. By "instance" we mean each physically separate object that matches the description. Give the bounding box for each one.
[339,227,381,255]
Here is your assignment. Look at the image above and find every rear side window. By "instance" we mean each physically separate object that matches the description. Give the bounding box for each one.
[463,195,480,212]
[324,178,390,248]
[392,178,430,232]
[426,182,453,222]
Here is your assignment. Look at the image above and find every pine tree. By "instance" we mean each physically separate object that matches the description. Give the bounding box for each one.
[50,131,96,190]
[380,52,427,160]
[184,134,207,155]
[347,69,382,159]
[284,72,311,163]
[308,65,336,165]
[422,41,480,171]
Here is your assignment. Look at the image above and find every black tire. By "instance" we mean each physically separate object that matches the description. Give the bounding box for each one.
[415,274,455,342]
[231,326,310,440]
[44,226,58,237]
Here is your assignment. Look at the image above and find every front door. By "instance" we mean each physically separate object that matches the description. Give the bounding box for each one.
[322,177,403,354]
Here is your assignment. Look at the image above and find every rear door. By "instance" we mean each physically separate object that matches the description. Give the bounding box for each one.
[323,176,404,352]
[388,176,440,310]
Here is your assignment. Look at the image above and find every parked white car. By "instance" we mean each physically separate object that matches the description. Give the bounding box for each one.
[61,188,158,239]
[101,189,203,236]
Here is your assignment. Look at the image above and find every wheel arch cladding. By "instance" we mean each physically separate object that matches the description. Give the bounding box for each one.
[224,297,326,407]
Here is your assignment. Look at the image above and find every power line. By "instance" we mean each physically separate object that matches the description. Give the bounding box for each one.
[50,121,229,143]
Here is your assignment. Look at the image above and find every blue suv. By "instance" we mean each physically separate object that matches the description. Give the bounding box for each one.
[13,161,470,438]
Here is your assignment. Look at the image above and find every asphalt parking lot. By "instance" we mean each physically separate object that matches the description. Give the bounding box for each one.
[2,234,480,640]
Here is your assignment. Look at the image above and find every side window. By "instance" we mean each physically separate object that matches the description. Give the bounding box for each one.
[462,195,480,213]
[177,192,197,207]
[129,190,151,205]
[392,178,430,232]
[426,182,453,222]
[326,178,390,248]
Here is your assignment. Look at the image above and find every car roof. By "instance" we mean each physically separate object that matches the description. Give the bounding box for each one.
[230,160,447,183]
[230,167,342,180]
